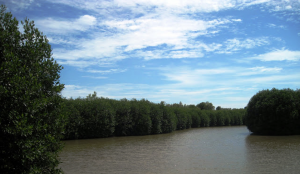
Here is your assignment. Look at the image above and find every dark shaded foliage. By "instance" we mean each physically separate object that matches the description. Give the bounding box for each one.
[62,93,246,139]
[246,88,300,135]
[149,104,163,134]
[114,98,132,136]
[0,5,65,173]
[130,99,152,135]
[160,103,177,133]
[197,101,215,110]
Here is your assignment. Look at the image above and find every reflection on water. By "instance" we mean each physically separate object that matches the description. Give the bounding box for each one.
[59,126,300,174]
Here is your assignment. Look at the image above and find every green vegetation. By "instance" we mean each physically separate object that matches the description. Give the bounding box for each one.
[0,5,65,173]
[197,101,215,110]
[246,88,300,135]
[62,92,246,140]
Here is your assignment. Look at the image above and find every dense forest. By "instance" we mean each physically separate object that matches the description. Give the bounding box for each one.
[62,92,246,140]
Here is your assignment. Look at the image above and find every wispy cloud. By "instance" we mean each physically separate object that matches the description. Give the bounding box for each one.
[35,15,96,34]
[238,66,282,76]
[267,23,286,29]
[47,14,241,66]
[248,66,282,72]
[57,60,98,68]
[240,74,300,85]
[4,0,35,11]
[159,65,288,88]
[48,0,275,14]
[218,37,270,54]
[81,76,108,79]
[86,69,127,74]
[48,0,234,14]
[249,49,300,61]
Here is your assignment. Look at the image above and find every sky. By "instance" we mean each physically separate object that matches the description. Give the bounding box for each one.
[2,0,300,108]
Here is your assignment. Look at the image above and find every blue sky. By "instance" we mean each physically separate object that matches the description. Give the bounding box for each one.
[2,0,300,108]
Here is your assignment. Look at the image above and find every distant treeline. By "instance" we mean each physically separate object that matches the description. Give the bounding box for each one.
[62,92,246,140]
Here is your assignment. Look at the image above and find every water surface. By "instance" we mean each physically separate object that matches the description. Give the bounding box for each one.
[59,126,300,174]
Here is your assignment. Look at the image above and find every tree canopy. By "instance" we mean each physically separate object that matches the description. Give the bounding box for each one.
[246,88,300,135]
[196,101,215,110]
[0,5,65,173]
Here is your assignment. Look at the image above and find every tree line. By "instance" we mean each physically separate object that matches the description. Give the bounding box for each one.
[62,92,246,140]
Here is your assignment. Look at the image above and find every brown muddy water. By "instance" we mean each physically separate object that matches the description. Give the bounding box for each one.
[59,126,300,174]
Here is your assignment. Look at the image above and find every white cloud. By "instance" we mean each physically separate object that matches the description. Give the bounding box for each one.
[285,5,292,9]
[249,49,300,61]
[81,76,108,79]
[57,60,97,68]
[267,23,285,28]
[158,65,293,89]
[50,0,296,15]
[50,14,240,64]
[240,0,270,6]
[241,74,300,84]
[47,37,75,45]
[269,0,300,12]
[86,69,127,74]
[49,0,236,13]
[35,15,96,34]
[232,19,242,22]
[103,16,232,52]
[218,37,270,54]
[133,48,205,60]
[160,67,235,86]
[4,0,35,11]
[248,66,282,72]
[238,66,282,76]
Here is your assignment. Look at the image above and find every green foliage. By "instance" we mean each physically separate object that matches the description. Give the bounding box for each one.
[174,107,188,130]
[63,95,115,139]
[196,101,215,110]
[190,108,201,128]
[0,5,65,173]
[208,111,217,126]
[130,99,152,135]
[149,104,163,134]
[216,111,225,126]
[114,98,132,136]
[200,111,210,127]
[63,99,81,139]
[246,88,300,135]
[62,93,246,139]
[160,104,177,133]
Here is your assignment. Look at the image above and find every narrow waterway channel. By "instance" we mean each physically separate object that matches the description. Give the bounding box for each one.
[59,126,300,174]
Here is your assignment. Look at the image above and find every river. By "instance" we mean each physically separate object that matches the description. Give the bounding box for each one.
[59,126,300,174]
